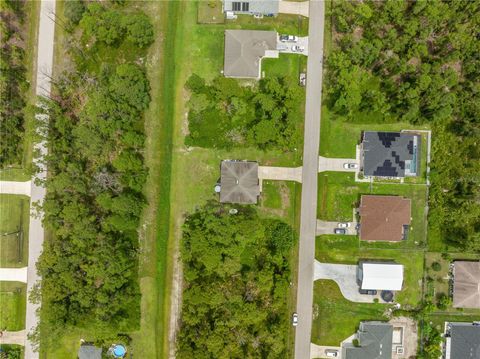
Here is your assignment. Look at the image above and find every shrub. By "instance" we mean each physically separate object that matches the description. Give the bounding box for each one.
[431,262,441,272]
[352,339,360,347]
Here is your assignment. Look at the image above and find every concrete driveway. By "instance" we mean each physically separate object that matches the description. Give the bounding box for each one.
[0,267,28,283]
[316,220,357,236]
[314,261,376,303]
[0,330,26,346]
[318,156,357,173]
[279,0,309,17]
[0,181,31,196]
[278,36,309,56]
[311,343,342,359]
[258,165,302,183]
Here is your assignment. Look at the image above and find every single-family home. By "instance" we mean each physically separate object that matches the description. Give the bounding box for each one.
[361,131,420,178]
[444,322,480,359]
[357,262,404,291]
[219,160,260,204]
[359,195,411,242]
[452,261,480,309]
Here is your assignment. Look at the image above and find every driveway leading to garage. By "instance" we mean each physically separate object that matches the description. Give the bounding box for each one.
[316,219,357,236]
[314,261,376,303]
[318,156,357,173]
[0,330,26,346]
[279,0,309,17]
[0,181,32,196]
[0,267,28,283]
[258,165,302,182]
[310,343,342,359]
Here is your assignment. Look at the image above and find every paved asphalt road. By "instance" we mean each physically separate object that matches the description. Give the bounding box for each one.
[294,1,325,359]
[24,1,56,358]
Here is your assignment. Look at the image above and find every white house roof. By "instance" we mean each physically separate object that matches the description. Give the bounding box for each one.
[361,263,404,291]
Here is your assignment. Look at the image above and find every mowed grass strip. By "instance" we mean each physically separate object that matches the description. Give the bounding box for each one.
[0,282,26,331]
[0,195,29,267]
[311,280,386,346]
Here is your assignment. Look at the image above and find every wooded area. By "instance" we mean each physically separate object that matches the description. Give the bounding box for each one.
[37,1,153,347]
[185,75,304,151]
[0,0,29,167]
[177,202,295,358]
[327,0,480,251]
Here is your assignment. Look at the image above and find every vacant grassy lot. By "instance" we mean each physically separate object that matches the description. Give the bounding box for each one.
[197,0,224,24]
[317,172,428,248]
[315,237,424,307]
[0,282,26,331]
[311,280,387,346]
[0,195,29,267]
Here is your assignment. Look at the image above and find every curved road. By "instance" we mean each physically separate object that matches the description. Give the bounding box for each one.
[294,1,325,359]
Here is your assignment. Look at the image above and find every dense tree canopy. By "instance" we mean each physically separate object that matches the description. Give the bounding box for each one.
[327,0,480,251]
[37,2,154,345]
[177,202,296,358]
[80,2,154,48]
[0,0,28,167]
[185,75,303,151]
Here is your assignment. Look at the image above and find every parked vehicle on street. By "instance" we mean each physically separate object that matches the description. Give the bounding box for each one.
[337,222,350,228]
[343,163,358,169]
[279,34,298,42]
[334,228,346,234]
[292,45,305,52]
[292,313,298,326]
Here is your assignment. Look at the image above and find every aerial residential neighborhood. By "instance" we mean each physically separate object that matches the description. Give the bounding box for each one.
[0,0,479,359]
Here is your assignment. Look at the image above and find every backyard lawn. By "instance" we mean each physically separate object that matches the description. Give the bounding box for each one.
[311,280,387,346]
[425,252,480,315]
[315,237,424,307]
[0,282,26,331]
[317,172,428,248]
[0,195,30,267]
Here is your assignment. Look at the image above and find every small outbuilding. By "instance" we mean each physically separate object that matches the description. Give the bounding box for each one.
[453,261,480,309]
[224,30,278,79]
[219,160,260,204]
[359,195,411,242]
[358,262,404,291]
[361,131,420,178]
[78,344,102,359]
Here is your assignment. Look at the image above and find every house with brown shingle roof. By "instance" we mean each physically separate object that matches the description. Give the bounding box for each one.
[359,195,411,242]
[453,261,480,309]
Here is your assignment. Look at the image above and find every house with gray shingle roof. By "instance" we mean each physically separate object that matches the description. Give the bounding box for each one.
[445,322,480,359]
[361,131,420,178]
[78,344,102,359]
[219,160,260,204]
[223,0,279,15]
[342,322,393,359]
[224,30,278,79]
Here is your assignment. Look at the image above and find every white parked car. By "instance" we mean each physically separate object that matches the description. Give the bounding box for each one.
[343,163,358,169]
[279,34,298,42]
[291,45,305,53]
[325,349,339,357]
[338,222,350,228]
[292,313,298,326]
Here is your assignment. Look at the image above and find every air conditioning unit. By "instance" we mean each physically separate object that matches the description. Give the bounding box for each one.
[396,346,404,354]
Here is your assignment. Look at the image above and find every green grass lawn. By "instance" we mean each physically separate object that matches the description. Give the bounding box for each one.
[311,280,387,346]
[0,282,26,331]
[0,195,29,267]
[425,252,480,314]
[317,172,428,248]
[315,237,424,307]
[197,0,224,24]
